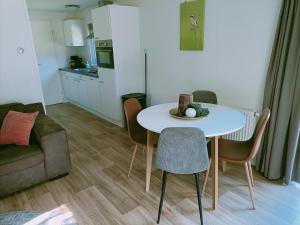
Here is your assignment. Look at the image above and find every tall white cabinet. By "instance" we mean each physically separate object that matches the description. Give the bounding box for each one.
[91,5,144,126]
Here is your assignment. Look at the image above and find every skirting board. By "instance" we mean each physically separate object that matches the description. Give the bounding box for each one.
[64,100,124,128]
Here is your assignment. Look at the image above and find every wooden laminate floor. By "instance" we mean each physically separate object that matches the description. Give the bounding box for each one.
[0,103,300,225]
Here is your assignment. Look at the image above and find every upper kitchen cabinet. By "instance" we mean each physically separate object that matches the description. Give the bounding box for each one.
[63,19,85,46]
[91,6,112,40]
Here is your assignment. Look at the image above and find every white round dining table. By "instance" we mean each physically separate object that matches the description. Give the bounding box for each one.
[137,102,246,210]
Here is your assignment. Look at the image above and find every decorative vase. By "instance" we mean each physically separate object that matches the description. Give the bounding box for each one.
[178,94,190,116]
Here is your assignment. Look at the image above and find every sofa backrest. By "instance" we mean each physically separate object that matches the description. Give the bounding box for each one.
[24,103,45,115]
[0,102,45,126]
[0,103,24,125]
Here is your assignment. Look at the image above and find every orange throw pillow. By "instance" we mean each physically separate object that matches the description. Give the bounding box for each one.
[0,110,39,146]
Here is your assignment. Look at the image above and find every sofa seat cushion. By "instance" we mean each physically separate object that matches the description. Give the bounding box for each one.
[0,145,44,176]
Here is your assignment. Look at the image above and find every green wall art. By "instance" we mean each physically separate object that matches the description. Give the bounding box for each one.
[180,0,205,51]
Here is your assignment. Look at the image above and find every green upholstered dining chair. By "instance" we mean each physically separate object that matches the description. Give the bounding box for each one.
[192,90,218,104]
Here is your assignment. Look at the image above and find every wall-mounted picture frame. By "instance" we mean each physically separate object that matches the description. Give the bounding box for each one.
[180,0,205,51]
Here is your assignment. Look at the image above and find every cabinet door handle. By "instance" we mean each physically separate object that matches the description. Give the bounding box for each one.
[99,81,104,83]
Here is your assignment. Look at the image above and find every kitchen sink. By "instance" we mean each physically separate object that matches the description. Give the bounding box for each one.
[73,68,97,74]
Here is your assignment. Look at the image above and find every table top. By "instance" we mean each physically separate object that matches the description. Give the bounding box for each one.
[137,102,246,137]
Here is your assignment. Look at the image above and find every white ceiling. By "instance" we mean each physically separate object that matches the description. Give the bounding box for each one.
[27,0,98,12]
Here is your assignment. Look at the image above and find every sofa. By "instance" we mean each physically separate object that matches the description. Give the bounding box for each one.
[0,102,71,198]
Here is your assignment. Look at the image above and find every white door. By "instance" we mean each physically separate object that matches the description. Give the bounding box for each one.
[31,20,64,105]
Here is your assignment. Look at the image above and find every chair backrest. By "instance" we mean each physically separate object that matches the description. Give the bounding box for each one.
[123,98,146,143]
[247,108,271,161]
[156,127,209,174]
[192,90,218,104]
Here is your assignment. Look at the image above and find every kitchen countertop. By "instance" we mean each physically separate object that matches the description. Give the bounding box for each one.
[59,68,98,78]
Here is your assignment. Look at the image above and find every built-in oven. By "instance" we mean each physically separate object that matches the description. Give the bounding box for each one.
[95,40,114,69]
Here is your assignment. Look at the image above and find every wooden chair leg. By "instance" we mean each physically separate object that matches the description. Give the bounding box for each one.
[128,144,138,178]
[222,161,227,172]
[195,173,204,225]
[202,159,212,196]
[142,146,146,164]
[244,163,256,209]
[247,162,254,186]
[157,171,168,224]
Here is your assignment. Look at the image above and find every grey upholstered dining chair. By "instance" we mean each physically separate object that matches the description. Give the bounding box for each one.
[156,127,209,225]
[192,90,218,104]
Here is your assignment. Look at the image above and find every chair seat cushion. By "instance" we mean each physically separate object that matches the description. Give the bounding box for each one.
[0,145,44,176]
[156,128,209,174]
[218,139,251,162]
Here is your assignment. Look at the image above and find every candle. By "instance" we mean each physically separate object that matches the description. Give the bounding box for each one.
[178,94,190,116]
[189,95,194,104]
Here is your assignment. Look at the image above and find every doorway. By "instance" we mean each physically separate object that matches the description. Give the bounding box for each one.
[31,20,64,105]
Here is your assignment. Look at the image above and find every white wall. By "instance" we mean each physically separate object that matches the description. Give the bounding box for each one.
[138,0,282,111]
[11,0,281,111]
[29,10,95,66]
[0,0,44,105]
[28,10,82,68]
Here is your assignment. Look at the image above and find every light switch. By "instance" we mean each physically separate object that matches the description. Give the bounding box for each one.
[17,47,25,54]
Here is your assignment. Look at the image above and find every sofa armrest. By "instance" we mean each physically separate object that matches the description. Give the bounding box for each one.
[33,114,71,179]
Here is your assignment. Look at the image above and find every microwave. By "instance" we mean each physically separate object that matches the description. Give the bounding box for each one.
[95,40,114,69]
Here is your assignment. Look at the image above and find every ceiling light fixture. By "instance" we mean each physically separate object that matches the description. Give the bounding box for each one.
[65,4,81,9]
[98,0,113,7]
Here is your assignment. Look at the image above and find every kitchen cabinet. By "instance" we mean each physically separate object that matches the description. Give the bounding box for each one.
[91,5,144,126]
[98,68,119,121]
[86,77,101,112]
[76,76,89,107]
[60,70,121,123]
[61,71,102,114]
[63,19,85,46]
[91,6,112,40]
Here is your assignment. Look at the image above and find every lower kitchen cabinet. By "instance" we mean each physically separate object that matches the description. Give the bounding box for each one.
[86,77,102,112]
[60,70,122,125]
[61,71,101,113]
[97,68,120,121]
